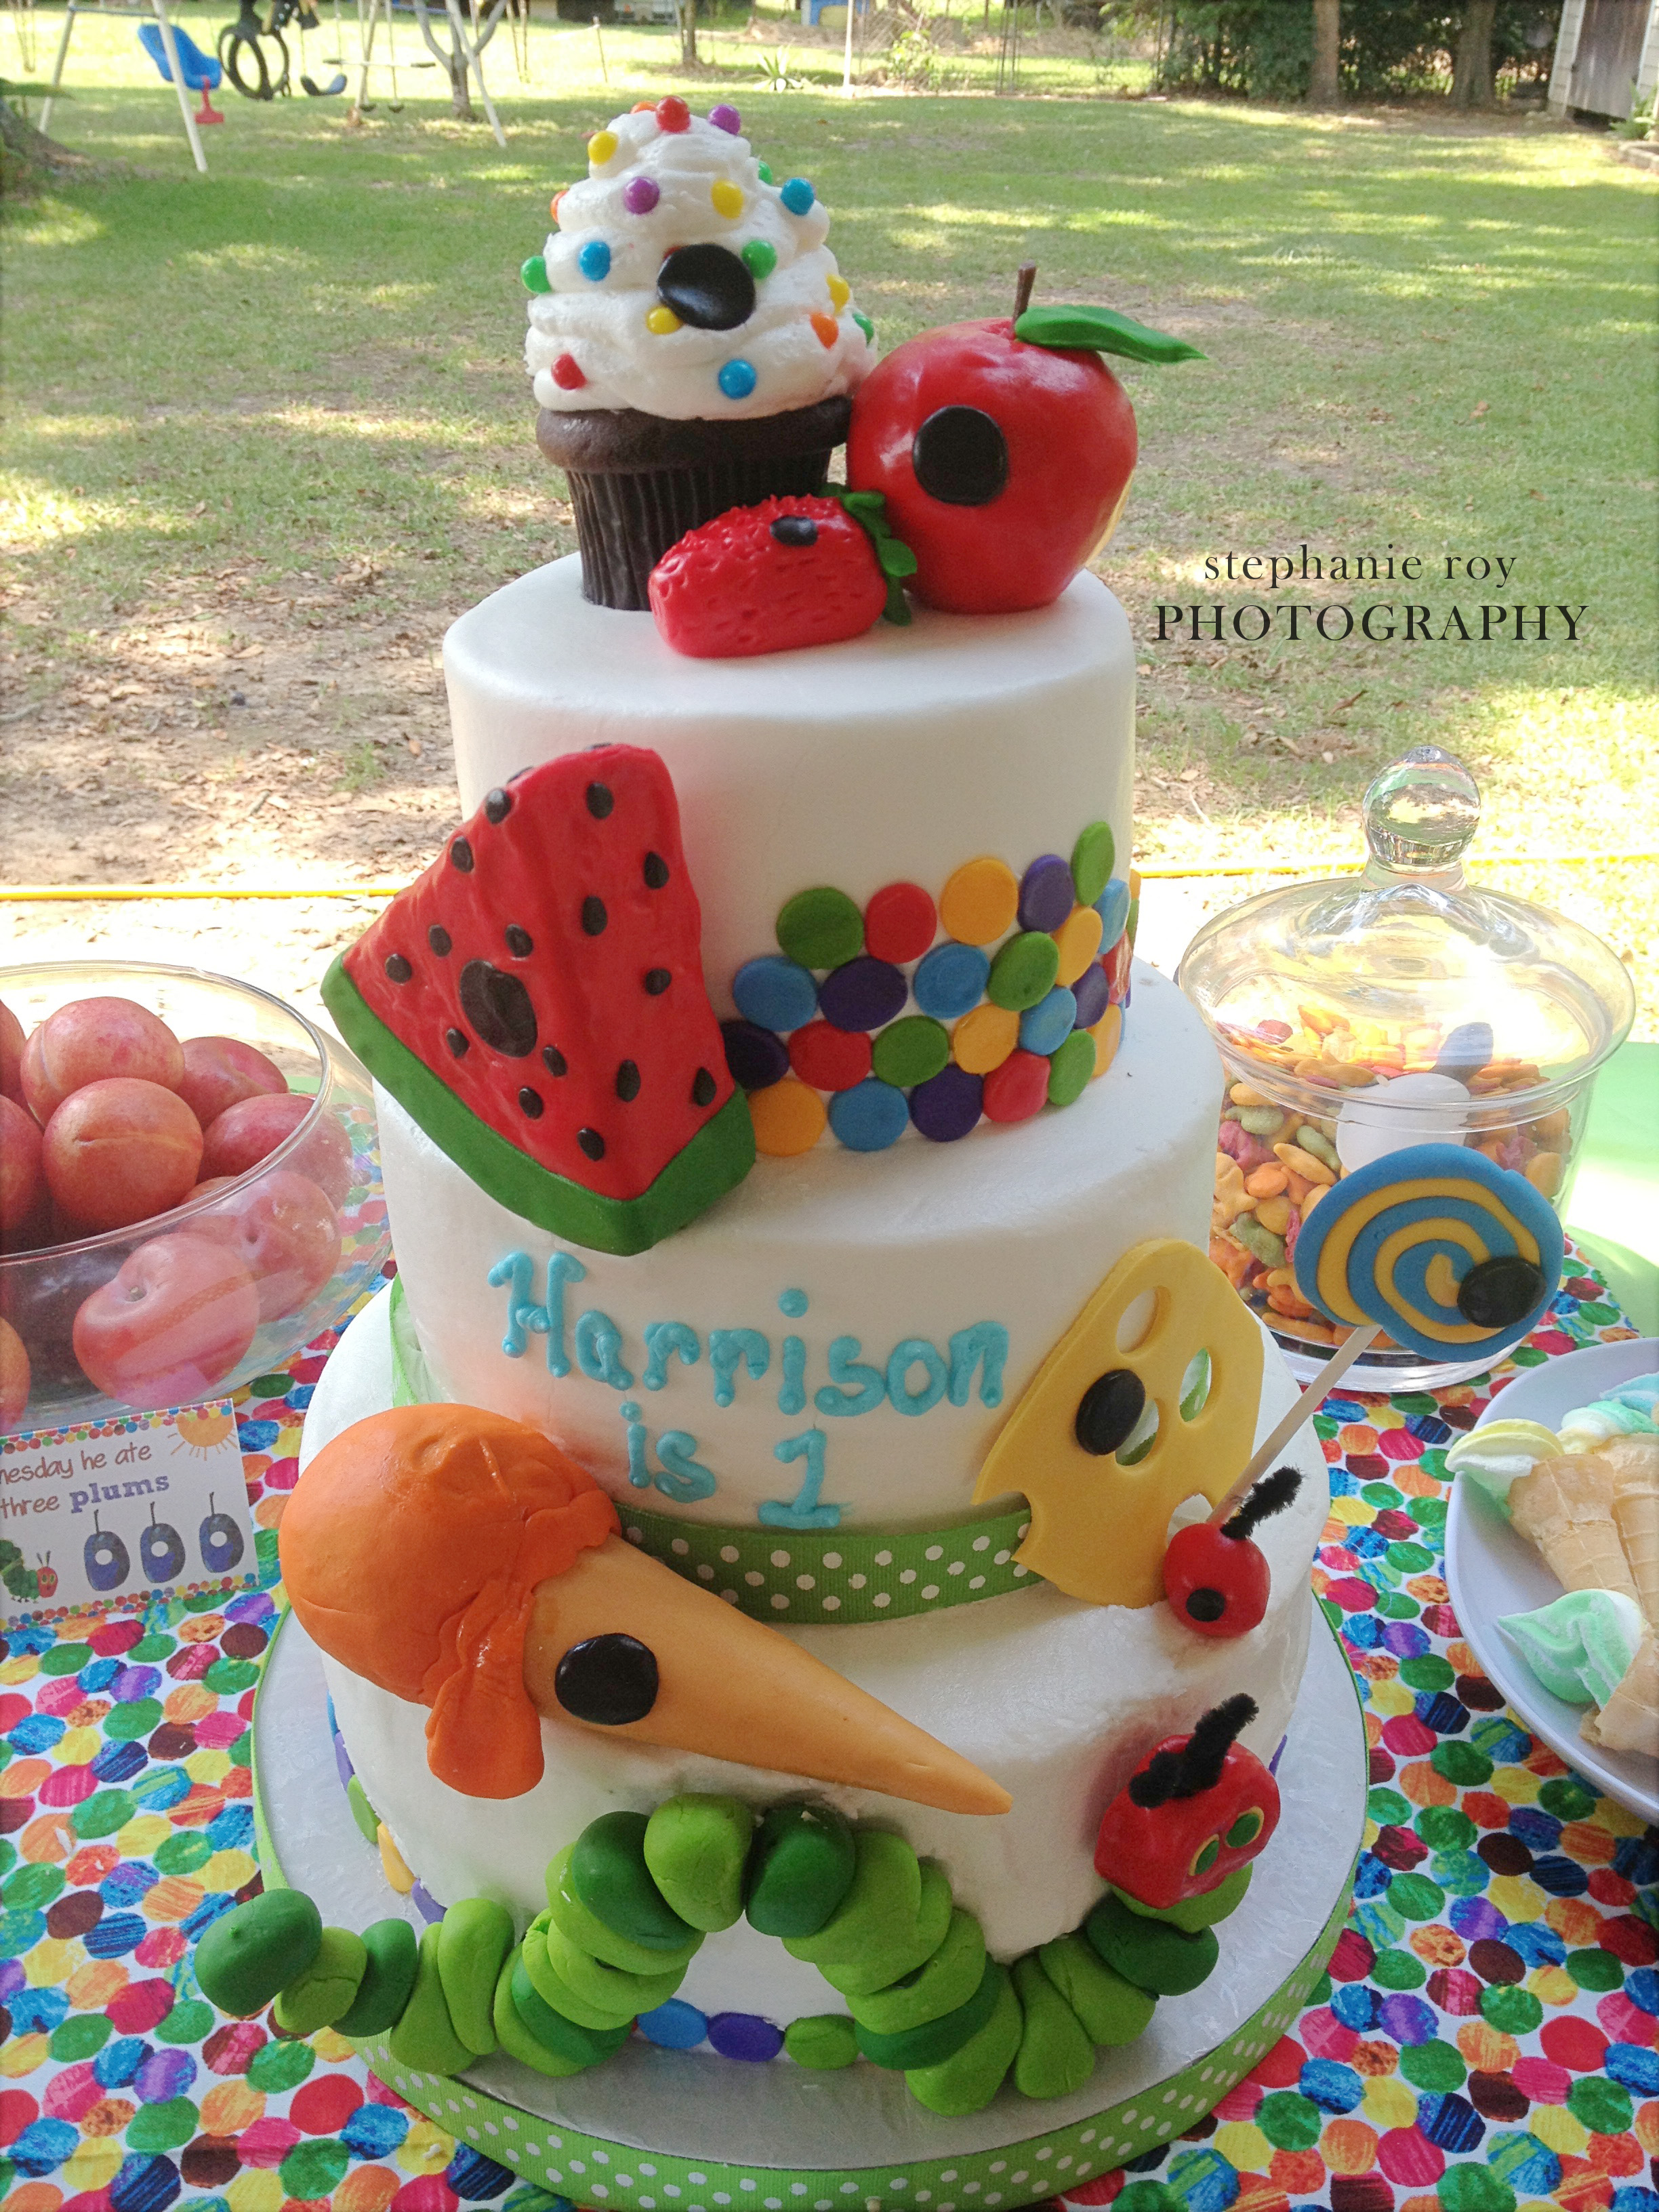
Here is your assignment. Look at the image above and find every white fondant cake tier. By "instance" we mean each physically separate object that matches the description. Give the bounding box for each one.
[442,555,1134,1016]
[376,960,1218,1528]
[299,1281,1326,2024]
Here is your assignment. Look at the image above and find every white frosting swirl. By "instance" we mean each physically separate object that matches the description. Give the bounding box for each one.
[525,104,875,422]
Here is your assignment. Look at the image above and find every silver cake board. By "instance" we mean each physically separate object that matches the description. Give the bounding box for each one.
[253,1599,1365,2207]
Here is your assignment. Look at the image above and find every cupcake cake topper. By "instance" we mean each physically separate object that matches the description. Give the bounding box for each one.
[524,100,874,422]
[525,100,876,608]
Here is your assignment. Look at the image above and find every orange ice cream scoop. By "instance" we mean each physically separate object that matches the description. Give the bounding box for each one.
[282,1404,617,1798]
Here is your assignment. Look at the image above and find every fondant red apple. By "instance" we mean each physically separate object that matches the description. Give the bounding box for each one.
[846,289,1202,616]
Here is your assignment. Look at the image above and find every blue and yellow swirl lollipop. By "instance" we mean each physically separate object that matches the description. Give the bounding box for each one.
[1293,1141,1563,1361]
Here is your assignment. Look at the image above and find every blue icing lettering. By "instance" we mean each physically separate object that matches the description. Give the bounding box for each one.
[544,1251,588,1378]
[575,1309,633,1390]
[888,1338,948,1417]
[709,1328,770,1407]
[948,1322,1008,1408]
[779,1334,807,1416]
[644,1321,701,1391]
[487,1252,541,1358]
[777,1288,808,1318]
[760,1430,842,1528]
[814,1336,886,1418]
[619,1402,651,1488]
[655,1431,718,1504]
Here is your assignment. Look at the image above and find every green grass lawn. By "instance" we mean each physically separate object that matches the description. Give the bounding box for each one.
[5,23,1657,1021]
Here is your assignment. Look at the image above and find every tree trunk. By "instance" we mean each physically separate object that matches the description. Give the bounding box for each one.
[1450,0,1497,108]
[679,0,697,66]
[1308,0,1340,106]
[448,47,474,117]
[0,94,91,190]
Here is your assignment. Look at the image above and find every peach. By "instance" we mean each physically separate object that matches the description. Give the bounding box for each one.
[201,1092,354,1205]
[43,1078,204,1233]
[0,1094,44,1235]
[22,997,185,1124]
[176,1036,288,1130]
[0,1315,28,1429]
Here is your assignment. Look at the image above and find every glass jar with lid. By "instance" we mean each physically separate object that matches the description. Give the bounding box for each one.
[1177,746,1636,1391]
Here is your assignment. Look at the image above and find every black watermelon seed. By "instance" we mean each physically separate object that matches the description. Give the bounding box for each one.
[449,835,474,872]
[1074,1368,1147,1457]
[505,924,533,958]
[484,789,512,824]
[554,1633,657,1725]
[581,895,607,936]
[643,852,670,890]
[518,1087,544,1118]
[912,405,1010,507]
[458,959,538,1057]
[616,1059,641,1102]
[542,1044,568,1078]
[644,968,672,996]
[657,242,756,333]
[691,1066,717,1108]
[1185,1588,1227,1624]
[445,1027,470,1059]
[384,952,413,984]
[586,781,615,819]
[428,924,452,957]
[577,1127,606,1162]
[771,515,818,548]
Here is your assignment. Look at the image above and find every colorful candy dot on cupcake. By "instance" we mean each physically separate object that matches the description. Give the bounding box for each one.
[525,101,877,608]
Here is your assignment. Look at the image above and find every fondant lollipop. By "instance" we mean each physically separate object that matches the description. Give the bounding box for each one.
[1206,1142,1563,1528]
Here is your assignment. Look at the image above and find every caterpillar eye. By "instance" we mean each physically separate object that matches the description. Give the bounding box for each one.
[1189,1834,1221,1879]
[554,1634,659,1725]
[1225,1807,1265,1849]
[1073,1368,1147,1457]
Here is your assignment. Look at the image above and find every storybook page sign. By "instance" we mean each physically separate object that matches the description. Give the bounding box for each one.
[0,1401,258,1625]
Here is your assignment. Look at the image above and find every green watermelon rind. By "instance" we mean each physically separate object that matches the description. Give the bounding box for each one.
[321,955,756,1258]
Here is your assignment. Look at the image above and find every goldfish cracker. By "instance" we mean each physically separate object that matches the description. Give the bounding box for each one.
[1212,1156,1254,1228]
[1525,1151,1563,1198]
[1209,1234,1252,1291]
[1300,1003,1340,1036]
[1283,1169,1315,1208]
[1301,1181,1328,1219]
[1273,1142,1336,1187]
[1267,1282,1317,1321]
[1229,1082,1273,1108]
[1244,1164,1289,1199]
[1235,1105,1288,1136]
[1254,1194,1292,1236]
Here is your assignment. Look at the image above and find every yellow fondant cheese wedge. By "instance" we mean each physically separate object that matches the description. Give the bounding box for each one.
[972,1238,1263,1609]
[523,1536,1011,1818]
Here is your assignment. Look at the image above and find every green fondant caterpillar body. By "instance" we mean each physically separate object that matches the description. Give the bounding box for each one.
[197,1777,1261,2112]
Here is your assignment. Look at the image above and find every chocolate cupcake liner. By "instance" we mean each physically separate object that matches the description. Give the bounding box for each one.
[537,397,853,612]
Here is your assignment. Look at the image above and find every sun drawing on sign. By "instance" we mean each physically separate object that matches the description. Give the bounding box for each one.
[174,1407,237,1455]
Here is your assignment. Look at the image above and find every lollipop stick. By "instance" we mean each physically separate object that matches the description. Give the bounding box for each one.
[1208,1324,1380,1527]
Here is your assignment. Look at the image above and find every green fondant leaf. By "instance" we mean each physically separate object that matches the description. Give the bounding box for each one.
[1014,303,1205,366]
[321,956,754,1257]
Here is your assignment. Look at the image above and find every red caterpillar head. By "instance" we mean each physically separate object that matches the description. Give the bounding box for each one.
[1094,1694,1280,1909]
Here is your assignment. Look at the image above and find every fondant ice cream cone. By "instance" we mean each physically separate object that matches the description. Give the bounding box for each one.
[1603,1434,1659,1628]
[1510,1452,1641,1610]
[1580,1630,1659,1756]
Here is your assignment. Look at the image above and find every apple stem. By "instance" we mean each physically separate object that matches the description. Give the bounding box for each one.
[1013,262,1036,322]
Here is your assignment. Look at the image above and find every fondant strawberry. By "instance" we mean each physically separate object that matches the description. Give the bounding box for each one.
[647,493,914,659]
[321,747,754,1256]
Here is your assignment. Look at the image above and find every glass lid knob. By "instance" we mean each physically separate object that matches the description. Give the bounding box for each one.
[1363,745,1481,882]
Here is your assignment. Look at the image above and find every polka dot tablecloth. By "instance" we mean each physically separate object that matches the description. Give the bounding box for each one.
[3,1256,1655,2212]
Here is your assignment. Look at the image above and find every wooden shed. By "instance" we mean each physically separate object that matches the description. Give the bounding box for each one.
[1549,0,1659,118]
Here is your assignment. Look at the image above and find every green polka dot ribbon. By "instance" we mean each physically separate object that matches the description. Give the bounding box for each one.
[387,1277,1040,1624]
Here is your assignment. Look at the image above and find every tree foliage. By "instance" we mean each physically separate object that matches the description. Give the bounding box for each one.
[1153,0,1561,102]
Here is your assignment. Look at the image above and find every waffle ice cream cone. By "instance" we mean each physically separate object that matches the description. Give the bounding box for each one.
[1603,1434,1659,1629]
[1511,1452,1642,1610]
[1580,1630,1659,1756]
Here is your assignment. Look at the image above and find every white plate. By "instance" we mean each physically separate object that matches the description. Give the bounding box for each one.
[1443,1337,1658,1820]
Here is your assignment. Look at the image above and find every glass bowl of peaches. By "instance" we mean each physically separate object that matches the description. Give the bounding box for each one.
[0,962,391,1437]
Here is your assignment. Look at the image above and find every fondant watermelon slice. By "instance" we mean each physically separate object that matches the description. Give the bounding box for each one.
[321,746,754,1256]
